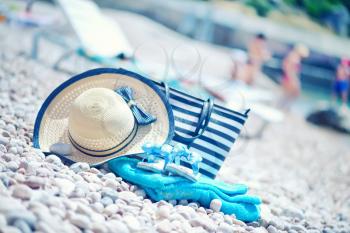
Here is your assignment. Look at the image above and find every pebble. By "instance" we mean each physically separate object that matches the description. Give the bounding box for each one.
[101,196,114,207]
[101,187,119,201]
[6,210,37,228]
[117,191,137,202]
[0,226,22,233]
[91,202,104,213]
[70,214,91,229]
[49,143,72,156]
[12,184,32,200]
[156,219,172,233]
[189,216,216,232]
[45,154,63,167]
[104,204,119,216]
[216,222,232,233]
[0,215,6,227]
[13,219,32,233]
[54,178,75,196]
[91,222,108,233]
[282,207,304,220]
[106,220,130,233]
[267,225,279,233]
[36,221,56,233]
[24,176,45,189]
[0,135,9,145]
[251,227,269,233]
[157,205,171,219]
[70,162,90,173]
[134,189,146,198]
[210,199,222,212]
[123,215,141,232]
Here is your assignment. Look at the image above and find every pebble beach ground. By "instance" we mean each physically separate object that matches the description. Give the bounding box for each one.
[1,2,350,233]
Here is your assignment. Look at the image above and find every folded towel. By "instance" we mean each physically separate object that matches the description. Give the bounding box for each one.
[108,157,261,222]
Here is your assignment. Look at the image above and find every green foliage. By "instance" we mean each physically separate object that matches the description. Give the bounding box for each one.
[283,0,349,18]
[246,0,274,17]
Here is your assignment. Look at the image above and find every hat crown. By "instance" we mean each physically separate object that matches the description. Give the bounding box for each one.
[68,88,135,151]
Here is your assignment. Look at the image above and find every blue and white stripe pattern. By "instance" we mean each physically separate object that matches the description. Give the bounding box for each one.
[154,83,249,179]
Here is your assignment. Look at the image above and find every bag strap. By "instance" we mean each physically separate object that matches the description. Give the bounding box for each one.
[161,82,214,145]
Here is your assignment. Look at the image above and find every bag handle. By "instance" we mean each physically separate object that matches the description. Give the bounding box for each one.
[161,82,214,145]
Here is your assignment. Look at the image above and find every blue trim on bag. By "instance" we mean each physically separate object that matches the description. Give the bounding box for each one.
[189,143,226,161]
[174,127,235,144]
[171,94,246,125]
[180,160,216,179]
[174,116,242,137]
[174,118,231,152]
[33,68,175,162]
[166,87,249,118]
[171,105,201,117]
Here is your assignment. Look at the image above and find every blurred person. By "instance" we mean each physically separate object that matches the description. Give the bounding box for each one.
[333,58,350,111]
[230,49,248,81]
[280,44,309,109]
[244,33,271,85]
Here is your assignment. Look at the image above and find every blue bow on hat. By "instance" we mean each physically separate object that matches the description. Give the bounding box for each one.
[116,86,157,125]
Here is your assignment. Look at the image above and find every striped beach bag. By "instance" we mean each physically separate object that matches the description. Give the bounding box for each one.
[154,82,250,179]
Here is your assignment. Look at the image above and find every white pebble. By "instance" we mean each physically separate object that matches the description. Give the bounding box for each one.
[210,199,222,212]
[12,184,32,200]
[54,178,75,196]
[157,205,171,219]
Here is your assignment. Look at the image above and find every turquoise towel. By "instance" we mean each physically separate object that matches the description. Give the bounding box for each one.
[108,157,261,222]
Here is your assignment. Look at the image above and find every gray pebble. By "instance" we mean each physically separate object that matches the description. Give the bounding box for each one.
[248,221,261,227]
[0,226,22,233]
[0,215,6,227]
[267,225,279,233]
[188,202,199,210]
[49,143,72,156]
[0,135,9,145]
[13,219,32,233]
[7,161,19,171]
[178,200,188,206]
[134,189,146,198]
[45,155,63,167]
[70,162,90,173]
[6,210,36,228]
[101,187,119,201]
[282,208,304,220]
[101,196,114,207]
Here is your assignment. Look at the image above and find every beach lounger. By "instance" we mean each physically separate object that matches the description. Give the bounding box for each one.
[31,0,132,71]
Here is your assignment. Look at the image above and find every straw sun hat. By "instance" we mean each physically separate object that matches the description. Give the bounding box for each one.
[33,68,174,166]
